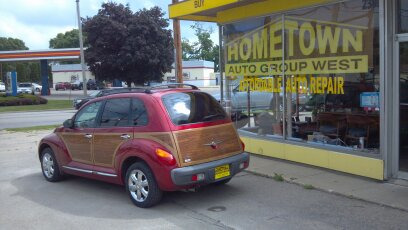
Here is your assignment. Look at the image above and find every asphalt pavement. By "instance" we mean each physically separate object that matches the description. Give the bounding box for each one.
[1,130,408,230]
[0,110,75,129]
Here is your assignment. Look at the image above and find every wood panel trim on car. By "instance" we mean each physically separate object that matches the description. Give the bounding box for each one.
[173,123,243,167]
[133,132,179,164]
[92,131,179,168]
[92,132,134,167]
[57,132,94,164]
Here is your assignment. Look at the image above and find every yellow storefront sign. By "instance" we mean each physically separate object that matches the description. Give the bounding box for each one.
[238,75,345,95]
[226,55,368,76]
[225,17,370,77]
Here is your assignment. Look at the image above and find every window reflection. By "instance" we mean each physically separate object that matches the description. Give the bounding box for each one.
[398,0,408,34]
[223,0,380,154]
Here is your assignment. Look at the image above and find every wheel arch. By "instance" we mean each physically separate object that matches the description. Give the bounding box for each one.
[120,156,150,184]
[38,143,52,160]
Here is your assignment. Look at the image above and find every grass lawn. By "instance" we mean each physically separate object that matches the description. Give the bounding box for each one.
[0,100,72,113]
[5,124,60,132]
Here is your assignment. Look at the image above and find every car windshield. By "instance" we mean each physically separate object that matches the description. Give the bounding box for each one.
[89,90,101,97]
[162,92,227,125]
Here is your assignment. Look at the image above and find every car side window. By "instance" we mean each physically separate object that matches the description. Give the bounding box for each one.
[74,101,102,128]
[100,98,131,127]
[131,98,148,126]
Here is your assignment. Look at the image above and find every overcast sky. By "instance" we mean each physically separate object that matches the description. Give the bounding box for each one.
[0,0,219,50]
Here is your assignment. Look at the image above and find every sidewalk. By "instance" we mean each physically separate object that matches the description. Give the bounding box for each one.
[246,154,408,212]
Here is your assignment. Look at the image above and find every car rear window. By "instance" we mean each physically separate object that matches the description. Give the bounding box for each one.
[162,92,227,125]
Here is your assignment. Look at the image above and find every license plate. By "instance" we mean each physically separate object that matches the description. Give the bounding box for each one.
[214,164,230,180]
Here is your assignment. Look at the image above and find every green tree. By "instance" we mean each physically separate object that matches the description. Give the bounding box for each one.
[211,44,220,72]
[0,37,41,83]
[182,23,220,71]
[191,22,214,61]
[0,37,28,51]
[49,29,84,64]
[181,38,194,60]
[83,3,174,86]
[49,29,86,48]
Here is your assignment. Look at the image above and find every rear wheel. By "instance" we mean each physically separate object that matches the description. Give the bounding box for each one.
[125,162,162,208]
[40,148,63,182]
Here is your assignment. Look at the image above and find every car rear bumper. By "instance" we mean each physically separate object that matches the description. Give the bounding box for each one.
[170,152,250,186]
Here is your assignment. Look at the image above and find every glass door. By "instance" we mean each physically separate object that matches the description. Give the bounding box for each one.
[399,41,408,176]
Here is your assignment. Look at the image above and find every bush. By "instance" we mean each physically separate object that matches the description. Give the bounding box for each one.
[0,94,48,106]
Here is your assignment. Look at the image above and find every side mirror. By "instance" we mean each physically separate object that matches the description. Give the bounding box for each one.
[63,119,74,129]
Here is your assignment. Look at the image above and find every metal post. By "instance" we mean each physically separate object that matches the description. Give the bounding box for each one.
[172,0,183,83]
[282,14,287,139]
[40,60,49,96]
[247,86,251,127]
[76,0,87,96]
[218,25,224,102]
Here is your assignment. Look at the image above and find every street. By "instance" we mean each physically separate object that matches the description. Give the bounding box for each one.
[0,110,75,129]
[1,130,407,230]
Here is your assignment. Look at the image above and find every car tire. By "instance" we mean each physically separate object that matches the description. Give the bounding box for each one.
[213,178,231,185]
[125,162,162,208]
[40,147,63,182]
[36,88,40,92]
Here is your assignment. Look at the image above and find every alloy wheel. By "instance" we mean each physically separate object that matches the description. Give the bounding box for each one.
[128,169,149,202]
[42,152,54,179]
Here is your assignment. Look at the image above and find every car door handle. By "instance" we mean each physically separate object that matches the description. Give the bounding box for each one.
[120,134,131,140]
[84,134,93,139]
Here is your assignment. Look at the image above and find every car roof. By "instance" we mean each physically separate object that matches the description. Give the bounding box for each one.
[85,84,201,102]
[100,84,199,94]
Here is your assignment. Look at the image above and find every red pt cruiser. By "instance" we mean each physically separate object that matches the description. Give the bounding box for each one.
[38,85,249,208]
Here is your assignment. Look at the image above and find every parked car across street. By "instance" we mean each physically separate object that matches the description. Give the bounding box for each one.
[73,88,138,109]
[17,82,33,94]
[55,82,71,91]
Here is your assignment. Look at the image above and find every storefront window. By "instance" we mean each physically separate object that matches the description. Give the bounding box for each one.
[397,0,408,34]
[223,15,284,137]
[223,0,380,155]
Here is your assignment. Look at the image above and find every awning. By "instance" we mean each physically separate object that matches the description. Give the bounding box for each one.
[169,0,334,24]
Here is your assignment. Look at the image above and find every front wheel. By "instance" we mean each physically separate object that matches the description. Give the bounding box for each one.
[125,162,162,208]
[40,148,63,182]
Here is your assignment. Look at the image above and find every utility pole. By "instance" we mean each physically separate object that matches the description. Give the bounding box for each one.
[172,0,183,83]
[76,0,87,96]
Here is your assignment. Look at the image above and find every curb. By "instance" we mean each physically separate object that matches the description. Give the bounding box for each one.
[244,169,408,213]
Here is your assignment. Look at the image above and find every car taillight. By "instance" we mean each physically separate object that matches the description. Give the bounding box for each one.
[156,148,176,165]
[240,161,249,169]
[240,139,245,151]
[191,173,205,182]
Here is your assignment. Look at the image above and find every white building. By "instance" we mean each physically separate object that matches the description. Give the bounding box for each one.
[51,64,95,87]
[164,60,216,87]
[51,60,217,88]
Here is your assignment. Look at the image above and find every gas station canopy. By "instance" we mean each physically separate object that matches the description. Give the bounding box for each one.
[0,48,80,62]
